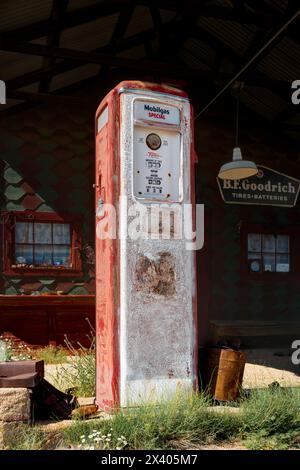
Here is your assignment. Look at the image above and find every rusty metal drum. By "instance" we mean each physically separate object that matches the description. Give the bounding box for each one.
[200,347,246,401]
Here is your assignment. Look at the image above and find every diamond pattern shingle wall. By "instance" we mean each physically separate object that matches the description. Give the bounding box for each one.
[0,103,95,295]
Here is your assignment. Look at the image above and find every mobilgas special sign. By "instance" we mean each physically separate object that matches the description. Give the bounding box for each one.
[217,165,300,207]
[134,100,180,125]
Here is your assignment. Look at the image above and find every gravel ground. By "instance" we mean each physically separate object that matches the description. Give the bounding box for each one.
[243,348,300,388]
[243,362,300,388]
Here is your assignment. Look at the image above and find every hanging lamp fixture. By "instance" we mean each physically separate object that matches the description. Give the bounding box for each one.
[218,87,258,180]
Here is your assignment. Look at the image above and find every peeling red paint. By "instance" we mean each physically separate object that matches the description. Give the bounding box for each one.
[95,84,120,411]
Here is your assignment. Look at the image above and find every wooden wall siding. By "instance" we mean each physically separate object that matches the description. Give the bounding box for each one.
[0,103,95,296]
[0,295,95,347]
[195,120,300,345]
[0,160,5,293]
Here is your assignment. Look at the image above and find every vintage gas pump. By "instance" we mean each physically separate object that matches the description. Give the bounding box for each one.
[95,81,197,409]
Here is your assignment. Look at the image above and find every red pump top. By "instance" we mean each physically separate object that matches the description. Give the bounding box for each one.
[95,80,188,120]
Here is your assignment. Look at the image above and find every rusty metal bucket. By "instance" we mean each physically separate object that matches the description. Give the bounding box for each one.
[200,347,246,401]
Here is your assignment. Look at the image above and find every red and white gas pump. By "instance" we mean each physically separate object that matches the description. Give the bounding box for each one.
[95,81,197,409]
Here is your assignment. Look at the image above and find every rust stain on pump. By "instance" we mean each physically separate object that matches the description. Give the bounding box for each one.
[134,252,175,296]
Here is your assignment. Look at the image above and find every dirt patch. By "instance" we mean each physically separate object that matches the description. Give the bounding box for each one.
[169,438,246,450]
[243,363,300,388]
[242,349,300,388]
[194,442,246,450]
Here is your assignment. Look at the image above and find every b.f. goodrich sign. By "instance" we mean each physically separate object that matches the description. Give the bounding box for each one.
[217,165,300,207]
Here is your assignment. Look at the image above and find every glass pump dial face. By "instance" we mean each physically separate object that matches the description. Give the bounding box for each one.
[146,133,161,151]
[133,126,181,201]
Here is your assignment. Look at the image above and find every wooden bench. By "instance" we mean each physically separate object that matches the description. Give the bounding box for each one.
[210,320,300,347]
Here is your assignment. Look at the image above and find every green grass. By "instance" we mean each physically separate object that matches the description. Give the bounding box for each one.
[64,391,241,450]
[33,345,67,365]
[63,387,300,450]
[239,387,300,450]
[3,387,300,450]
[244,430,300,450]
[3,426,46,450]
[52,330,96,397]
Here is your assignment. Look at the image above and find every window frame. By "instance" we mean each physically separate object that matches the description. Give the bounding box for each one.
[247,233,290,274]
[2,211,83,277]
[241,223,293,281]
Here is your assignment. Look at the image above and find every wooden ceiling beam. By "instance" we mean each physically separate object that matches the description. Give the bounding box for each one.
[5,21,177,91]
[226,6,294,104]
[4,47,291,98]
[39,0,69,93]
[1,1,128,42]
[244,0,300,45]
[151,1,293,26]
[6,89,91,107]
[1,1,296,46]
[191,24,293,105]
[0,38,208,80]
[110,2,136,45]
[98,1,136,78]
[0,5,295,104]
